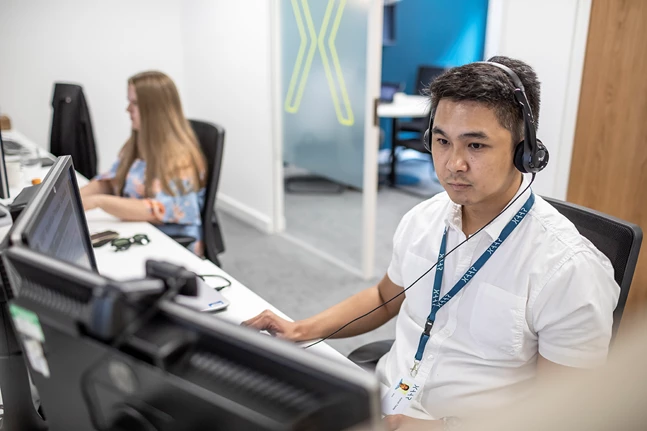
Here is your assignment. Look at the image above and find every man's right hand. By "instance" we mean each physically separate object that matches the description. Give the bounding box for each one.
[241,310,308,342]
[241,275,403,344]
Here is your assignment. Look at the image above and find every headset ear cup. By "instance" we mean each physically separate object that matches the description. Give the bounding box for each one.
[423,129,431,152]
[535,139,549,171]
[513,141,527,173]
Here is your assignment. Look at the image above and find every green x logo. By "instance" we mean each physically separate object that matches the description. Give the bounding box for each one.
[284,0,355,127]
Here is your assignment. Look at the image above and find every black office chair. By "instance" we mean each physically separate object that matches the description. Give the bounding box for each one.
[170,120,226,267]
[387,110,434,187]
[347,197,643,370]
[50,83,98,179]
[394,110,432,154]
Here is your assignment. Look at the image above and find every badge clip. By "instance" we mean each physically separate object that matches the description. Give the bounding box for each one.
[409,360,420,377]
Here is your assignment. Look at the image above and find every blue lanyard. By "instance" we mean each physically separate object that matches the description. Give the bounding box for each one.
[410,192,535,376]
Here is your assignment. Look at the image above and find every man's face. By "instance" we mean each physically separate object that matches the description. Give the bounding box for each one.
[430,99,520,208]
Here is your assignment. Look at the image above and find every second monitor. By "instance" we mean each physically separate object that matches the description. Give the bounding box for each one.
[9,155,97,271]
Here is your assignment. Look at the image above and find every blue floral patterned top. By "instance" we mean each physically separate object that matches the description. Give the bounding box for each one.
[95,158,206,256]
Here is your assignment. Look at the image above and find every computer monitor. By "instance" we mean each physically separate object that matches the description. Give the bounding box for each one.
[0,132,11,199]
[414,65,446,95]
[9,155,97,271]
[3,246,382,431]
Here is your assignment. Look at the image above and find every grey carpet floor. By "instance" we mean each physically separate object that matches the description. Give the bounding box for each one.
[217,184,442,356]
[283,159,444,272]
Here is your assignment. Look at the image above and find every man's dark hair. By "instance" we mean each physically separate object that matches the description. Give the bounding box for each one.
[428,56,541,145]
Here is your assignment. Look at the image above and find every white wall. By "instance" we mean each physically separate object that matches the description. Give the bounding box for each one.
[182,0,276,233]
[0,0,278,232]
[0,0,186,173]
[484,0,592,199]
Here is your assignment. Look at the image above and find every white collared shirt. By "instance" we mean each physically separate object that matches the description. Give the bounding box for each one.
[377,174,619,419]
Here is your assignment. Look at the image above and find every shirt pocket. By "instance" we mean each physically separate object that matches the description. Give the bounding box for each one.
[469,282,526,358]
[401,251,436,323]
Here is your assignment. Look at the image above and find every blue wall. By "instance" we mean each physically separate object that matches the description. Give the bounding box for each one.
[382,0,489,94]
[380,0,489,152]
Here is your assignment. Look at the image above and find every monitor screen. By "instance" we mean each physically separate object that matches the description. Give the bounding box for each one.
[2,247,381,431]
[9,156,97,271]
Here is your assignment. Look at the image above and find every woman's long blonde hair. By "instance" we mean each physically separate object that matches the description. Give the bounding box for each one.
[115,71,206,197]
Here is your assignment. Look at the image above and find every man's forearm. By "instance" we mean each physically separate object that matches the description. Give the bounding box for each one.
[296,283,400,341]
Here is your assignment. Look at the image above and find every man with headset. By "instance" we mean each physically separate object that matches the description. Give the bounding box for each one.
[243,56,618,430]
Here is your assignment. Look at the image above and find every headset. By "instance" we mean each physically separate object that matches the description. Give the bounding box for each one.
[423,61,549,174]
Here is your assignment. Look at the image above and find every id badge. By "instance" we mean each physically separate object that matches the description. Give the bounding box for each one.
[382,375,423,415]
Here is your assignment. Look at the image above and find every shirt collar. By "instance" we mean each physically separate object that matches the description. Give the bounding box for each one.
[444,173,533,240]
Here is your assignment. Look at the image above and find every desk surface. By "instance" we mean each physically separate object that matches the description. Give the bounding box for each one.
[377,93,429,118]
[87,212,355,367]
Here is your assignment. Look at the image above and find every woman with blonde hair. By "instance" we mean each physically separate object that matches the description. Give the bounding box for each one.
[81,71,207,256]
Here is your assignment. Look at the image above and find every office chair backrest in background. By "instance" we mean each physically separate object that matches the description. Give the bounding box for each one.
[189,119,226,266]
[347,197,642,369]
[50,83,98,179]
[414,65,446,95]
[542,197,642,340]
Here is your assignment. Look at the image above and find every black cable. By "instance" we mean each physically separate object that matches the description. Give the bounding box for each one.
[304,174,536,349]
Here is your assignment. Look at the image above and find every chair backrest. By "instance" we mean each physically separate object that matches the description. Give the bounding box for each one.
[543,197,642,340]
[50,83,98,178]
[414,65,445,95]
[189,119,225,260]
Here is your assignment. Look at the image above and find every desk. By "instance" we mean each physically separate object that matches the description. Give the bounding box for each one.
[0,130,41,151]
[42,161,353,366]
[377,93,429,118]
[377,93,429,186]
[85,209,354,366]
[0,129,56,200]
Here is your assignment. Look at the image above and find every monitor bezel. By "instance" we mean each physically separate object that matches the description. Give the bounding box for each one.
[9,155,98,272]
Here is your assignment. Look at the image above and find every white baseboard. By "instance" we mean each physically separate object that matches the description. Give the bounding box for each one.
[217,193,274,234]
